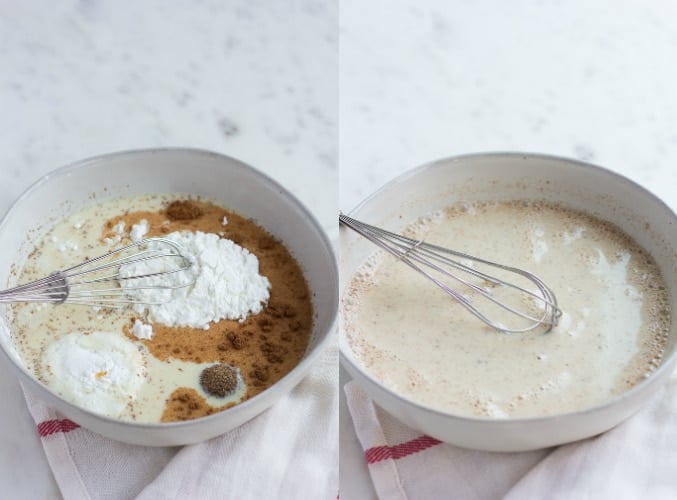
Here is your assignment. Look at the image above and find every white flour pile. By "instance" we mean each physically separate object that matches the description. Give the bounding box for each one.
[43,331,146,416]
[120,231,270,329]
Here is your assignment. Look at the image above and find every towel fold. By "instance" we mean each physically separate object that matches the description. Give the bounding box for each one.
[345,368,677,500]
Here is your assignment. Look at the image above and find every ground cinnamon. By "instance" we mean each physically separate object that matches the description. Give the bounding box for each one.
[166,200,203,220]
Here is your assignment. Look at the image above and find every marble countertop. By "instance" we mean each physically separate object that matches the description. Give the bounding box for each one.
[340,0,677,213]
[0,1,335,498]
[339,1,677,499]
[0,1,336,229]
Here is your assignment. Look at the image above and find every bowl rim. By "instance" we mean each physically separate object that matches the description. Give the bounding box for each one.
[0,147,338,430]
[339,150,677,425]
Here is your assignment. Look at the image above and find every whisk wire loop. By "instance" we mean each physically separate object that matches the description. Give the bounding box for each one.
[0,237,195,307]
[340,213,562,333]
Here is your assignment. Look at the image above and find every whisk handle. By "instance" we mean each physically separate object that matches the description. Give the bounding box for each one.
[0,272,69,305]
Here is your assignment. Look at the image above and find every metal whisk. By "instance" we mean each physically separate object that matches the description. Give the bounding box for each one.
[0,238,195,307]
[340,214,562,333]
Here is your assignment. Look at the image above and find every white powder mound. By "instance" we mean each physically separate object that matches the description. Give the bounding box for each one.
[43,331,146,417]
[129,219,149,242]
[120,231,271,329]
[104,221,128,246]
[131,319,153,340]
[113,221,126,234]
[103,235,121,246]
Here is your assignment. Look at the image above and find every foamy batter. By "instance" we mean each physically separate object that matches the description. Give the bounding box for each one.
[343,201,671,418]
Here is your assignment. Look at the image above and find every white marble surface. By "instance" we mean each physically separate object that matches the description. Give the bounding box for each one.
[0,1,335,498]
[339,1,677,499]
[340,0,677,212]
[0,1,336,228]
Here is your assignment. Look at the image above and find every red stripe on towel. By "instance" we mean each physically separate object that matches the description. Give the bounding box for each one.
[38,418,80,437]
[365,435,441,464]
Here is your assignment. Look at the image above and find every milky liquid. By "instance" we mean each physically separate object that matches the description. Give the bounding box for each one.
[342,202,671,418]
[10,195,247,422]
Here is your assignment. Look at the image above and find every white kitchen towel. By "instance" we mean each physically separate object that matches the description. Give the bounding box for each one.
[345,369,677,500]
[23,344,338,500]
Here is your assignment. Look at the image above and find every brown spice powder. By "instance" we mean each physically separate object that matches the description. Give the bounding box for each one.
[166,200,203,220]
[105,199,313,422]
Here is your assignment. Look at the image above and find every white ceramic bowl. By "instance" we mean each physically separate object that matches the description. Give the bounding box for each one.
[0,148,338,446]
[340,152,677,452]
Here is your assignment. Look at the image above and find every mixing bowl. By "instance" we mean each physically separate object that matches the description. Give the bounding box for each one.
[0,148,338,446]
[339,152,677,452]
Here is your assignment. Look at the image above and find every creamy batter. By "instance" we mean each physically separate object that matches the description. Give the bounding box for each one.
[343,201,671,418]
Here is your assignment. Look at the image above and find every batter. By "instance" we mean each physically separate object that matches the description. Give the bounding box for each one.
[11,195,313,422]
[343,201,671,418]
